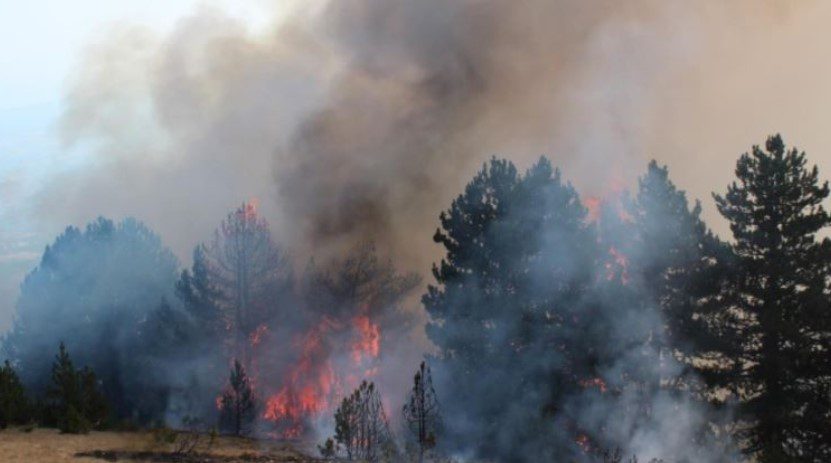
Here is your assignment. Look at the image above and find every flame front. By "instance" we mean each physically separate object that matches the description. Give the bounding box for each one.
[604,246,630,284]
[260,313,382,438]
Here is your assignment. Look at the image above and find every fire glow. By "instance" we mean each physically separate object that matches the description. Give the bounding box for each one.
[585,192,633,285]
[260,313,383,438]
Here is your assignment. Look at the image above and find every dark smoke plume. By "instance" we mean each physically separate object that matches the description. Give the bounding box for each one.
[33,0,806,274]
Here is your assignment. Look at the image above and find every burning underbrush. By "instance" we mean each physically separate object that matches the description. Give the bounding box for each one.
[197,207,420,442]
[258,311,383,439]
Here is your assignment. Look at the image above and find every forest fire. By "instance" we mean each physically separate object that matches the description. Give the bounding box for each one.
[605,246,630,284]
[249,325,268,347]
[4,0,828,459]
[260,313,383,439]
[262,319,336,438]
[351,315,380,364]
[579,377,608,393]
[586,191,633,284]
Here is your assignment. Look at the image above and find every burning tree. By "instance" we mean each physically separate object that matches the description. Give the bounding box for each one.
[262,244,418,438]
[218,359,257,436]
[202,202,292,371]
[402,361,440,462]
[333,381,393,461]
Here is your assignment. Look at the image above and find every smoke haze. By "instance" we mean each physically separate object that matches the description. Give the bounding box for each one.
[5,0,821,284]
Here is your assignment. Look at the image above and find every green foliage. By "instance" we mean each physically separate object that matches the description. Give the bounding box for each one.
[62,405,91,434]
[424,157,599,458]
[630,160,732,361]
[48,342,109,433]
[712,135,831,460]
[2,217,178,424]
[218,359,256,436]
[0,360,30,429]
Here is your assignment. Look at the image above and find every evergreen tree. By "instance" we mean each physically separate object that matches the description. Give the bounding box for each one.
[302,243,419,329]
[402,361,440,463]
[0,360,29,428]
[424,157,598,459]
[713,134,831,460]
[202,203,292,371]
[334,392,357,460]
[332,381,392,462]
[176,245,224,341]
[48,343,108,433]
[78,366,109,429]
[630,161,733,382]
[49,342,80,426]
[3,217,178,423]
[219,359,256,436]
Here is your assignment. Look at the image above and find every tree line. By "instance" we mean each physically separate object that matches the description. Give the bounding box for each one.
[2,134,831,462]
[421,135,831,462]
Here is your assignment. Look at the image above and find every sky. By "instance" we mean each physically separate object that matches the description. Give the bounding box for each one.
[3,0,831,333]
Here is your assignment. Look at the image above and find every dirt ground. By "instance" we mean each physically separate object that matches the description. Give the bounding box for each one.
[0,427,319,463]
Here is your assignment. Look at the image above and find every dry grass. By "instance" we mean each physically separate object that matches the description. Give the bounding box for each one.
[0,427,317,463]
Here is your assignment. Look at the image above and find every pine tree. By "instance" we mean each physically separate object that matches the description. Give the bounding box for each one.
[630,161,733,382]
[424,157,598,458]
[219,359,256,436]
[49,342,80,427]
[713,134,831,460]
[402,361,440,462]
[3,217,178,423]
[0,360,29,428]
[176,245,223,341]
[334,393,357,460]
[48,343,108,433]
[78,366,109,428]
[203,203,291,370]
[333,381,392,461]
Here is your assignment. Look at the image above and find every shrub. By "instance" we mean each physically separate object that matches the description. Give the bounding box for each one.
[62,405,91,434]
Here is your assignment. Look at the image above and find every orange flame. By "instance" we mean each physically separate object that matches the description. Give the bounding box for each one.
[261,310,382,438]
[250,324,268,347]
[604,246,630,284]
[575,433,592,453]
[585,196,602,222]
[351,315,380,364]
[262,318,335,437]
[579,377,608,393]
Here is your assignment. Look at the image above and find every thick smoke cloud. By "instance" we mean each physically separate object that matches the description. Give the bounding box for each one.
[29,0,825,277]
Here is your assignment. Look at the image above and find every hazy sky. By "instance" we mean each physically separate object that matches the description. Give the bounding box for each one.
[3,0,831,333]
[0,0,286,330]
